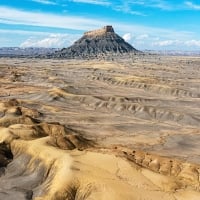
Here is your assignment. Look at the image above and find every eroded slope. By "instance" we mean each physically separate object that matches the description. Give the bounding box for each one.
[0,56,200,199]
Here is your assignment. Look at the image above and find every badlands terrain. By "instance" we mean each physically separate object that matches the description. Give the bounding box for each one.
[0,55,200,199]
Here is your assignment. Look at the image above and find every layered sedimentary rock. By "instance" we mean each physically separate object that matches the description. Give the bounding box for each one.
[49,26,139,59]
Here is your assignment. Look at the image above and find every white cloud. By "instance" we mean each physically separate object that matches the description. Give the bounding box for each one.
[0,5,192,40]
[70,0,110,6]
[114,0,174,13]
[114,23,193,42]
[0,6,105,31]
[148,39,200,49]
[31,0,57,5]
[114,7,146,16]
[136,34,149,40]
[0,6,199,50]
[148,0,172,10]
[123,33,132,41]
[152,40,181,46]
[114,0,200,12]
[20,34,79,48]
[114,3,146,16]
[185,1,200,10]
[152,39,200,48]
[129,11,146,16]
[184,40,200,47]
[0,29,53,36]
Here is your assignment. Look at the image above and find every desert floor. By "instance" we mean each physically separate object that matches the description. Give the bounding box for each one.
[0,55,200,199]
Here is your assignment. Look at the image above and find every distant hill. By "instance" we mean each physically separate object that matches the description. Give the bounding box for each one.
[144,50,200,56]
[48,26,139,59]
[0,47,58,58]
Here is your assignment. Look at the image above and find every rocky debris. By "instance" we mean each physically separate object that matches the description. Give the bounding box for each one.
[48,26,139,59]
[120,148,200,191]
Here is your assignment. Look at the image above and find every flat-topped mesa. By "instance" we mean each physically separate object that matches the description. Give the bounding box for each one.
[84,25,114,37]
[49,25,139,59]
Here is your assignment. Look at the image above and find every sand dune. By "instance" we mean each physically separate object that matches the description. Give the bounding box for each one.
[0,56,200,199]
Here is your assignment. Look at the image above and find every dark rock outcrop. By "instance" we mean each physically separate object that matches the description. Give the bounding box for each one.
[49,26,139,59]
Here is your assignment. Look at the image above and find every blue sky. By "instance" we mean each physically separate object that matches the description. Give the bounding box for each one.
[0,0,200,50]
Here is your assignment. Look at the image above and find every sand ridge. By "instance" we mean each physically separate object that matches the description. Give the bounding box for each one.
[0,99,200,199]
[0,56,200,199]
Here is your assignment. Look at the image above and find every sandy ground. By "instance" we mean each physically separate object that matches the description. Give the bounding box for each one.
[0,55,200,199]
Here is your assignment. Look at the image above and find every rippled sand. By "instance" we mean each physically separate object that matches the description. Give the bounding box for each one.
[0,55,200,199]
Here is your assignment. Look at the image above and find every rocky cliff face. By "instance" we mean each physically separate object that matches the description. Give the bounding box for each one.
[50,26,139,59]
